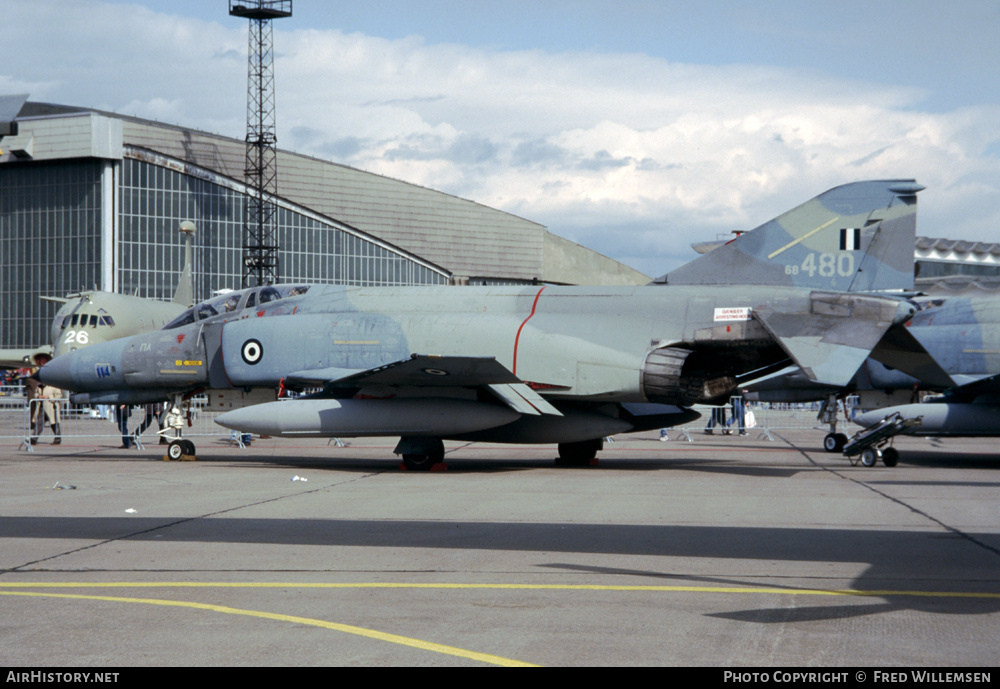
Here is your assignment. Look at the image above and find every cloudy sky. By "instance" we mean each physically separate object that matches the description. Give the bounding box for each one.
[4,0,1000,276]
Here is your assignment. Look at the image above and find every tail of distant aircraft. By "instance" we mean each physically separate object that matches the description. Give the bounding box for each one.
[661,180,923,292]
[171,221,197,307]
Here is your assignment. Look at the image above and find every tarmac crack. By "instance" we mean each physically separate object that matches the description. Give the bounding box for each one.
[778,433,1000,561]
[0,471,386,576]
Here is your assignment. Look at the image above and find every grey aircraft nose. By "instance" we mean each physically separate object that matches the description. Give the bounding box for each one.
[38,353,77,390]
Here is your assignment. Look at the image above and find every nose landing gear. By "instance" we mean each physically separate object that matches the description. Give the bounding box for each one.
[160,397,197,461]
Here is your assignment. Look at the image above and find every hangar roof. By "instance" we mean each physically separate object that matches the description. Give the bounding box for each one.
[10,102,649,286]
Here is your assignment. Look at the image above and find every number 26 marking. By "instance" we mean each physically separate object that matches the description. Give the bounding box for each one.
[63,330,89,345]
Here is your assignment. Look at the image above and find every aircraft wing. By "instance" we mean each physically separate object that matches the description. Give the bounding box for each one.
[289,354,562,416]
[0,346,53,369]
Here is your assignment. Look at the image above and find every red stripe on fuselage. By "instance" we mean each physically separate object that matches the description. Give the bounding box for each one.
[513,287,546,376]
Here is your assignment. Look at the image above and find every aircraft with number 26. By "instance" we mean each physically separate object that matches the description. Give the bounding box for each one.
[1,222,196,370]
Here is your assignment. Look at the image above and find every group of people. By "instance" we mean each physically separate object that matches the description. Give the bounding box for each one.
[17,354,167,448]
[114,403,166,449]
[703,395,749,436]
[658,394,753,441]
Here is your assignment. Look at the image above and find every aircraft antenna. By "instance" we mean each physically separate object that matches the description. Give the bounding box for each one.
[229,1,292,287]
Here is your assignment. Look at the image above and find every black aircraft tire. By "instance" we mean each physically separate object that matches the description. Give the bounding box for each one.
[823,433,841,452]
[402,454,436,471]
[182,439,196,457]
[860,447,880,467]
[398,437,444,471]
[167,440,186,461]
[556,439,602,466]
[882,447,899,467]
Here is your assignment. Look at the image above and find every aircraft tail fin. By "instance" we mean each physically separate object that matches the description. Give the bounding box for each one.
[171,221,196,307]
[661,180,923,292]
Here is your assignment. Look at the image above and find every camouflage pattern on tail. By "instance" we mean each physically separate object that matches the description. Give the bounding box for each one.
[662,179,923,292]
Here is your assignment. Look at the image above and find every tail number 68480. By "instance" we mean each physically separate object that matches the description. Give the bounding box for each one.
[784,252,855,278]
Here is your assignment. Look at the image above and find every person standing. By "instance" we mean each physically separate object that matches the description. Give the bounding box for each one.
[38,383,64,444]
[115,404,133,449]
[727,393,747,436]
[21,354,50,444]
[704,405,726,434]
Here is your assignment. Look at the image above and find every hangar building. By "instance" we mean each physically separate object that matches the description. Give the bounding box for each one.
[0,101,648,348]
[915,237,1000,293]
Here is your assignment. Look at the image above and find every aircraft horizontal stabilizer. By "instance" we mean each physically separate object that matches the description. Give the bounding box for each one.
[753,292,914,387]
[868,325,955,389]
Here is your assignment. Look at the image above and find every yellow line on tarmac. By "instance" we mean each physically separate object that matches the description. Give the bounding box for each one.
[2,581,999,599]
[0,590,537,668]
[4,582,997,665]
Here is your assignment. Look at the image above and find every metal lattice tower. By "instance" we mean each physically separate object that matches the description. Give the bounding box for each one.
[229,0,292,287]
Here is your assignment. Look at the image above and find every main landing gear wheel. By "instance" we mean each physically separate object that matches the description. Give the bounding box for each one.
[402,452,443,471]
[398,437,445,471]
[823,432,848,453]
[556,438,603,466]
[860,447,880,467]
[881,447,899,467]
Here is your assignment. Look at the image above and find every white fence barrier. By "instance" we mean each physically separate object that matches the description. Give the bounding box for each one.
[0,395,245,450]
[662,397,863,442]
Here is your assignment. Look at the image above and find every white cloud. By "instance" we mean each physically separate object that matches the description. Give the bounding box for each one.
[3,2,999,276]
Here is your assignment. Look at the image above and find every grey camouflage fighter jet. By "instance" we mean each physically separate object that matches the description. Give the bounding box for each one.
[847,294,1000,459]
[41,180,935,468]
[747,291,1000,465]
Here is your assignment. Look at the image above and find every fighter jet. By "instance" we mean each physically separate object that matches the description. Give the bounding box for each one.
[40,180,933,468]
[0,222,196,369]
[747,291,1000,465]
[846,293,1000,458]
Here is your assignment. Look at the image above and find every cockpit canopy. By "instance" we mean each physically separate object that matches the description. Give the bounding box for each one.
[163,285,311,330]
[60,312,116,329]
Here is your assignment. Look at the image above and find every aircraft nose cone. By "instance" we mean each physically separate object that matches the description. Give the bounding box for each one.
[38,353,77,390]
